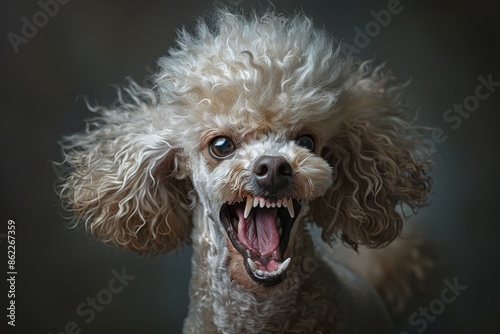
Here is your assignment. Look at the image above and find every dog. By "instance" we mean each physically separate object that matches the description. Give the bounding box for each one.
[59,9,433,333]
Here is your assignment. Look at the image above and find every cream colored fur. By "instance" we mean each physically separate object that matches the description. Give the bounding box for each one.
[59,9,433,333]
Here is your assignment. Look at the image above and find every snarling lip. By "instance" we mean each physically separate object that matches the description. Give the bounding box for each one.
[220,195,301,286]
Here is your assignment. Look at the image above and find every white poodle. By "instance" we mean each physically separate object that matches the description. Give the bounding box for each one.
[60,9,433,333]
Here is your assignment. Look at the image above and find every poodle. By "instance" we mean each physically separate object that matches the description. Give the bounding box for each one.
[59,9,433,333]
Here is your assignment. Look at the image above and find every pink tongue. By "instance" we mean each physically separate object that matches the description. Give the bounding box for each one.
[237,207,280,257]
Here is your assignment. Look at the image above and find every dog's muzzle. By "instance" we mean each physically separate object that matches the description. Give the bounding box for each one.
[220,155,301,286]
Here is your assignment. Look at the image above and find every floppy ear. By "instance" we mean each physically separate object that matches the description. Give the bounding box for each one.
[59,82,193,255]
[310,62,432,250]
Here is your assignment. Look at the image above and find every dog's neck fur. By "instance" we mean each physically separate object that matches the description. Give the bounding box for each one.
[182,204,340,334]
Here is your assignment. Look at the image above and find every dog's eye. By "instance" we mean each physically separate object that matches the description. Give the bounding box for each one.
[295,135,315,151]
[209,136,236,159]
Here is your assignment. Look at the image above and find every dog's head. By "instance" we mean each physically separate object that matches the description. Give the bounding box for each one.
[183,107,336,288]
[59,10,432,291]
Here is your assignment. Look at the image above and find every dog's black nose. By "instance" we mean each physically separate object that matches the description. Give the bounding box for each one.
[252,155,292,195]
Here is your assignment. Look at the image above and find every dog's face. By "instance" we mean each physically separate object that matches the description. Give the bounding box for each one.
[186,109,335,289]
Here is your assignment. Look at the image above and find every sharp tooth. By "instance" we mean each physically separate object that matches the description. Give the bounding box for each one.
[253,197,259,208]
[244,195,253,219]
[247,258,258,271]
[278,258,291,272]
[277,269,283,275]
[266,201,271,208]
[286,198,295,218]
[277,199,282,208]
[259,198,265,208]
[282,198,288,208]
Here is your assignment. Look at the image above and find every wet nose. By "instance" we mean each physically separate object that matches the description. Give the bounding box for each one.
[252,155,292,195]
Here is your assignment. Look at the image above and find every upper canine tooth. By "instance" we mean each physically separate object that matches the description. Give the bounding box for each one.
[286,198,295,218]
[244,196,253,219]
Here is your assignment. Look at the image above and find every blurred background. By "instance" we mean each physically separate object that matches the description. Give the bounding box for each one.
[1,0,499,333]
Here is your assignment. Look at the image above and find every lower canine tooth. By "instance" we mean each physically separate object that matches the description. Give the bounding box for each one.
[247,258,258,271]
[278,258,291,272]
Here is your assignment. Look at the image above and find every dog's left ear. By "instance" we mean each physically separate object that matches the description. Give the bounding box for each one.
[309,63,432,250]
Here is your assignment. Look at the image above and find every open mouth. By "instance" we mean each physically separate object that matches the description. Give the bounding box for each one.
[220,195,301,286]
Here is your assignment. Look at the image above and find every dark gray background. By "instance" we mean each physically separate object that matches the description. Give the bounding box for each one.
[2,0,499,333]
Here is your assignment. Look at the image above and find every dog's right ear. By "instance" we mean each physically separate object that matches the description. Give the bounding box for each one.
[59,82,193,255]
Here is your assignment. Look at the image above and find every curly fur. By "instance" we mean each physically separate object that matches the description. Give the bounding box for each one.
[59,9,433,333]
[60,84,194,254]
[312,63,432,250]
